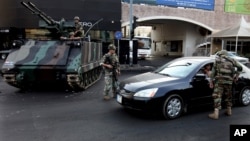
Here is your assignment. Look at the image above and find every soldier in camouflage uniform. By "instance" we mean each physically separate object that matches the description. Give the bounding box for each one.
[100,44,120,100]
[70,16,84,39]
[60,16,83,40]
[208,50,242,119]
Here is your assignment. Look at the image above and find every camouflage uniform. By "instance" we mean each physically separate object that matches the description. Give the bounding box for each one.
[73,16,83,37]
[209,50,242,119]
[101,44,120,99]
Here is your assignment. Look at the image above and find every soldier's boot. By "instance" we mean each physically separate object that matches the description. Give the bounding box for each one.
[208,108,219,120]
[103,95,110,100]
[224,107,232,116]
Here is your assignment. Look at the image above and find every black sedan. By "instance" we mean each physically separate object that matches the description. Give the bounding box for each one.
[116,57,250,119]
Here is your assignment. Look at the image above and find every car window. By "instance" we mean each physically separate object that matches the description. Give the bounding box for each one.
[138,40,150,49]
[155,60,200,78]
[196,63,213,78]
[198,63,213,73]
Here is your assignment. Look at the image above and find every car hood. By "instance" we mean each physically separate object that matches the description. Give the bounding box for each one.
[121,72,180,92]
[210,54,248,61]
[231,56,248,60]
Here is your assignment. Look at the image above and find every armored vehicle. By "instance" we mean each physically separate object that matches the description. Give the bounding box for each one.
[1,2,103,90]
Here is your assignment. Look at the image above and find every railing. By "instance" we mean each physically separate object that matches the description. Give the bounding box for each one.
[195,36,211,47]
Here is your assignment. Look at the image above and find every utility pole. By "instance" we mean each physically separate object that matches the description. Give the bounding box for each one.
[129,0,133,66]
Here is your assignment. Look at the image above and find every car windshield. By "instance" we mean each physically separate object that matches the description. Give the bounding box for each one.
[154,59,200,78]
[135,37,151,49]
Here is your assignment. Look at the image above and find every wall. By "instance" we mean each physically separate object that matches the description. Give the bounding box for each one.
[151,21,203,56]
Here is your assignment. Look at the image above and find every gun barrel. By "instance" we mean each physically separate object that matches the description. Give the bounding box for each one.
[21,1,56,25]
[21,1,36,13]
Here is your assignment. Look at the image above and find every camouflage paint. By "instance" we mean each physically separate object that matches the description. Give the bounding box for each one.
[1,39,103,90]
[81,42,102,72]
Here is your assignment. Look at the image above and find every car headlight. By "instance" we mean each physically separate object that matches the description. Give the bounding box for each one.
[134,88,158,98]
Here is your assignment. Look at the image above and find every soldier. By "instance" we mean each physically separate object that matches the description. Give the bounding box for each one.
[60,16,84,40]
[100,44,120,100]
[208,50,242,120]
[70,16,84,39]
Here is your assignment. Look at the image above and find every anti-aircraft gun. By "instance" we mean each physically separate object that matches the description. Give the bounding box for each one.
[21,1,74,38]
[1,1,103,91]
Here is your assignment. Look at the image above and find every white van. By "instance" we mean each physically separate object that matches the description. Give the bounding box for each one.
[135,36,151,59]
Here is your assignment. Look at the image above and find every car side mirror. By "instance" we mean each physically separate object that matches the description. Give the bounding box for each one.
[193,73,206,81]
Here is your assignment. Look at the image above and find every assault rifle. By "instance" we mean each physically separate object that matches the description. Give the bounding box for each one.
[105,55,118,81]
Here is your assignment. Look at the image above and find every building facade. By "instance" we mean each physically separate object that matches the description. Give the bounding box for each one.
[121,0,250,57]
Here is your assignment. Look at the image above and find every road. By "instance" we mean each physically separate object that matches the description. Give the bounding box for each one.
[0,56,250,141]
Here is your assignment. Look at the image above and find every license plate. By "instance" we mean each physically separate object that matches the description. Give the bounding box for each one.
[117,95,122,104]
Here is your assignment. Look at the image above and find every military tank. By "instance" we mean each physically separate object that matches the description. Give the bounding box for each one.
[1,2,103,91]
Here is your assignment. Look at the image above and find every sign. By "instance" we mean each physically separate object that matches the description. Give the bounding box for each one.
[230,125,250,141]
[80,22,93,27]
[122,0,215,11]
[115,31,123,40]
[0,29,9,33]
[156,0,215,11]
[225,0,250,15]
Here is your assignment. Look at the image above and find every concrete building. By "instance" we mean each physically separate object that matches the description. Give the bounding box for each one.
[121,0,250,57]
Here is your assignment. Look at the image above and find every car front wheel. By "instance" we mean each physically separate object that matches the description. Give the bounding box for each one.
[162,94,183,119]
[239,87,250,106]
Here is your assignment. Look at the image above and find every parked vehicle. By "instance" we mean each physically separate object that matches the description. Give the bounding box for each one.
[116,57,250,119]
[135,36,151,59]
[211,51,249,65]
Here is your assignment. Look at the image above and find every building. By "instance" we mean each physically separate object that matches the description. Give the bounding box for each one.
[121,0,250,57]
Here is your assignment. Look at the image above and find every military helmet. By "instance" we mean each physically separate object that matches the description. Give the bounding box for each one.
[74,16,80,20]
[108,44,116,50]
[217,50,228,56]
[69,32,74,36]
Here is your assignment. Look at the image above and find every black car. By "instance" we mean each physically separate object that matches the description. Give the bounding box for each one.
[116,57,250,119]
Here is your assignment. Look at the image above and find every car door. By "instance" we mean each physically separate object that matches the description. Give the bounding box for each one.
[189,63,214,107]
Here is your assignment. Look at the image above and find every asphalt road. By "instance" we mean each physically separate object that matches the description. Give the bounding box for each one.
[0,57,250,141]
